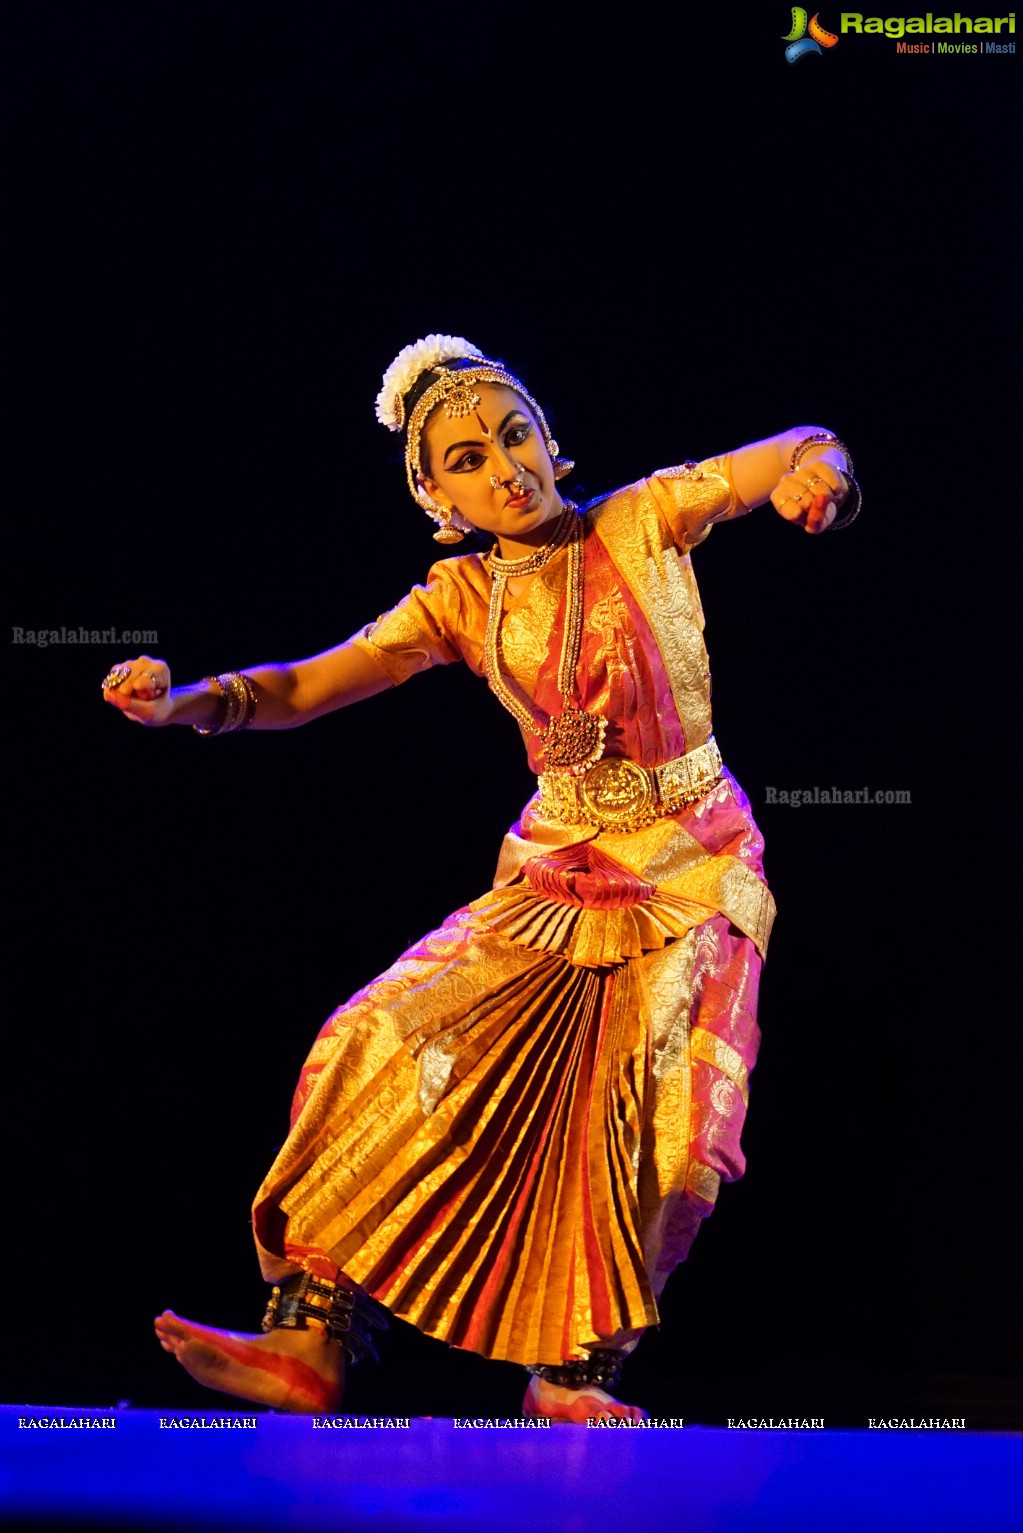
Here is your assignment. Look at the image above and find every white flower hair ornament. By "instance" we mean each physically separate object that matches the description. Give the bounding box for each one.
[375,334,485,433]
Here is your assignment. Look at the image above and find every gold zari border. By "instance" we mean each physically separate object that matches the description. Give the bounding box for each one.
[690,1027,750,1107]
[684,1161,722,1203]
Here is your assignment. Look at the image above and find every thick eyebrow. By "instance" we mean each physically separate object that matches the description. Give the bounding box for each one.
[442,410,525,465]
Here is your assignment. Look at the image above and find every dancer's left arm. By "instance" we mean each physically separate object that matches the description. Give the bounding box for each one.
[729,426,851,534]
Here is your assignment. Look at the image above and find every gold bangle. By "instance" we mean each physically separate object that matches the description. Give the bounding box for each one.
[192,676,228,736]
[192,672,258,735]
[827,473,862,532]
[790,434,854,475]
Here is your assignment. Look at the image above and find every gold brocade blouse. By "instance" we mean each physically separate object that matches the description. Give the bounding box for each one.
[349,459,776,963]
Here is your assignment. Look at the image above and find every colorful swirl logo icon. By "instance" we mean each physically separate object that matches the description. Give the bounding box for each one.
[782,8,839,62]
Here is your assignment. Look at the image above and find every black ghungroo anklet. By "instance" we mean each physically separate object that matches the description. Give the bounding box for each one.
[261,1273,389,1365]
[525,1348,624,1391]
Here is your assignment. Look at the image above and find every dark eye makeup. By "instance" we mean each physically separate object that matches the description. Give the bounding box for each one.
[450,420,533,475]
[450,451,485,473]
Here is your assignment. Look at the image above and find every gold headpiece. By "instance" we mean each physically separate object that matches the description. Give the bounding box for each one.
[404,363,569,532]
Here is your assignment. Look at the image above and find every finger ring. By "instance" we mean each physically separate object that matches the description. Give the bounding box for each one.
[805,476,823,491]
[101,663,132,690]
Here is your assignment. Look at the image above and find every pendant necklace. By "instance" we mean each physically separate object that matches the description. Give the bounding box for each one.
[483,502,607,774]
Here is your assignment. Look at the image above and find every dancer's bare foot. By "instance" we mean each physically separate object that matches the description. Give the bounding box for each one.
[522,1374,648,1424]
[154,1311,344,1414]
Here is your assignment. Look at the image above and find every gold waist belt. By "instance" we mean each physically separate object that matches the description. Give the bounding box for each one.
[537,737,724,833]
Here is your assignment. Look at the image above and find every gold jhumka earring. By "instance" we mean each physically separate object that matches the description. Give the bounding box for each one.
[432,506,466,545]
[548,439,575,481]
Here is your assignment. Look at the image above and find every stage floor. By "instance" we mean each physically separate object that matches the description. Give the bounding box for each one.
[3,1407,1021,1532]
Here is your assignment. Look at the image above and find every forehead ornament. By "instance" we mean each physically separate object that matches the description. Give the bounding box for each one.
[392,376,481,433]
[437,377,482,419]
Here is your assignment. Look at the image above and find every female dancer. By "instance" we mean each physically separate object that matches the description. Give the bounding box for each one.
[103,334,858,1422]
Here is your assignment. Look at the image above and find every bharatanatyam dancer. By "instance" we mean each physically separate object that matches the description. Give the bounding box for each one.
[102,335,860,1422]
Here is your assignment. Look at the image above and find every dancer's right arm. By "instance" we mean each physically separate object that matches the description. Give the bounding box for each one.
[101,640,394,730]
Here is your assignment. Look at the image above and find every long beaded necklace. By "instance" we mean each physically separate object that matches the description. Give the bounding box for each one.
[483,502,607,774]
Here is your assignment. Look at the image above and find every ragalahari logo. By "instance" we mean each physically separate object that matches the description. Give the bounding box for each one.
[782,8,840,60]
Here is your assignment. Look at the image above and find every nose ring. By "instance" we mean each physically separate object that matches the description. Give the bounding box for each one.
[491,463,529,492]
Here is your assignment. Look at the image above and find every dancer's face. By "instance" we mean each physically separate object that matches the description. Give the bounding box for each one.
[419,384,563,545]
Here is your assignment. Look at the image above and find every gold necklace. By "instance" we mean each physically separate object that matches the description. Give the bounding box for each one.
[483,503,607,774]
[485,502,577,578]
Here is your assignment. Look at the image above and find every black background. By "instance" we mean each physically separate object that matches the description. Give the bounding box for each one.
[4,3,1018,1427]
